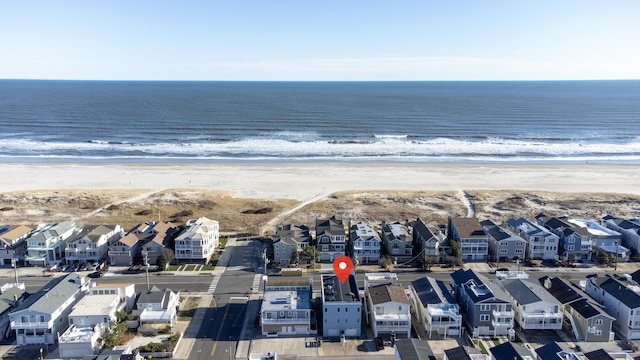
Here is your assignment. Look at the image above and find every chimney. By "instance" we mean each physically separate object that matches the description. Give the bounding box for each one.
[543,277,552,290]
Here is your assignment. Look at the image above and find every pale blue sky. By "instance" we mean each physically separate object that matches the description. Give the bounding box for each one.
[1,1,639,81]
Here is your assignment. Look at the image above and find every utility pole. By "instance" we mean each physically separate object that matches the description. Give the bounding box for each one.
[144,250,150,292]
[12,258,18,284]
[615,240,619,271]
[263,249,267,274]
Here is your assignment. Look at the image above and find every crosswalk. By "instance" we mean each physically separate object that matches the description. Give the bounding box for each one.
[208,275,221,293]
[251,274,262,293]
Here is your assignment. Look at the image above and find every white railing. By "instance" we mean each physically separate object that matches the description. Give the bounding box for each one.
[10,320,50,329]
[261,318,310,325]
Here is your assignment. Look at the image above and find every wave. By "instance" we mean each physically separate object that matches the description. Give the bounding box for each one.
[2,137,640,163]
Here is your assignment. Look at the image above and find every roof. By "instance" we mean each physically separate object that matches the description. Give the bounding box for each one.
[0,286,27,315]
[412,218,442,241]
[449,217,486,239]
[444,346,472,360]
[394,339,433,360]
[598,276,640,309]
[538,276,583,304]
[503,278,560,306]
[322,274,360,303]
[316,216,345,237]
[265,276,312,289]
[149,221,178,246]
[11,273,87,314]
[569,298,613,320]
[69,294,119,317]
[137,286,176,309]
[536,342,581,360]
[67,224,118,244]
[451,268,481,287]
[350,222,381,242]
[411,276,455,306]
[274,224,311,245]
[0,224,34,244]
[583,349,614,360]
[490,342,532,360]
[369,284,409,305]
[262,290,310,311]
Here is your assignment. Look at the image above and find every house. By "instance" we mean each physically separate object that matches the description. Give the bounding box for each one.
[89,283,137,313]
[567,218,627,262]
[602,215,640,258]
[537,215,594,261]
[9,273,91,345]
[448,217,488,262]
[350,222,381,265]
[364,272,401,293]
[539,276,614,341]
[316,216,346,263]
[69,294,120,328]
[535,342,582,360]
[0,285,28,340]
[585,274,640,340]
[58,322,109,359]
[394,339,433,360]
[584,349,634,360]
[480,220,527,263]
[489,342,533,360]
[174,217,219,264]
[272,224,311,266]
[412,218,447,262]
[500,276,563,331]
[443,346,490,360]
[367,283,411,338]
[108,222,158,266]
[0,224,35,265]
[450,269,514,337]
[65,224,124,266]
[381,221,413,263]
[506,218,559,261]
[409,276,461,338]
[135,285,180,331]
[140,221,179,265]
[260,276,315,336]
[321,274,361,337]
[25,222,80,266]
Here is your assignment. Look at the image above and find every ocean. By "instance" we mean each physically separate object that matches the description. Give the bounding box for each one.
[0,80,639,163]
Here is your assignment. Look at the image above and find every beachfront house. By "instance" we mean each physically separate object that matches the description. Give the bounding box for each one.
[480,220,527,263]
[409,276,461,338]
[448,217,489,262]
[367,283,411,339]
[412,218,447,263]
[350,222,381,265]
[9,273,91,345]
[65,224,124,266]
[381,221,413,264]
[316,216,346,263]
[140,221,179,265]
[273,224,311,266]
[108,221,158,266]
[585,274,640,340]
[568,218,627,262]
[506,217,559,261]
[537,214,593,262]
[174,217,219,264]
[135,285,180,332]
[261,276,315,336]
[450,269,514,337]
[25,222,80,266]
[321,274,361,338]
[499,276,563,331]
[540,276,614,342]
[0,224,35,265]
[602,215,640,258]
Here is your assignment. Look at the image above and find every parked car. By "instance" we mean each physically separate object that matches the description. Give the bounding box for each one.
[88,271,103,278]
[375,337,384,350]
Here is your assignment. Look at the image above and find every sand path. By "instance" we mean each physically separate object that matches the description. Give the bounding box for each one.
[260,191,329,235]
[70,188,169,222]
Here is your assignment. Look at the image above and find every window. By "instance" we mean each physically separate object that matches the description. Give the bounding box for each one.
[567,245,575,250]
[595,319,603,325]
[480,304,491,311]
[480,314,490,321]
[595,330,602,336]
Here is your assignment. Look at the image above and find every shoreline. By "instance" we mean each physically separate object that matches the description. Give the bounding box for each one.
[2,162,639,200]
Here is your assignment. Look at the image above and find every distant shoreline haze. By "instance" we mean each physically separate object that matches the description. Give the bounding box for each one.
[1,80,638,164]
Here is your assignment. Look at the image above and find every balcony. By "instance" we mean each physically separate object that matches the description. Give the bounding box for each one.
[261,317,310,325]
[492,319,514,328]
[493,309,515,319]
[428,304,461,319]
[108,250,131,256]
[10,320,51,329]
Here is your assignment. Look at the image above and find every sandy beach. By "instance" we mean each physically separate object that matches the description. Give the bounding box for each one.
[1,162,639,233]
[2,162,639,199]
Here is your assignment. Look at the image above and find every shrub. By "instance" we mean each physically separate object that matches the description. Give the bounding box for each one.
[135,209,153,216]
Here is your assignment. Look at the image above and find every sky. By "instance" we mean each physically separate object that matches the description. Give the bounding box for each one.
[1,1,639,81]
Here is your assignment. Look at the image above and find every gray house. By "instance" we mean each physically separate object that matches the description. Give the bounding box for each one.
[381,221,413,263]
[448,217,488,262]
[409,276,461,338]
[273,224,311,266]
[412,218,447,262]
[316,216,346,263]
[537,215,593,261]
[602,215,640,257]
[450,269,514,337]
[350,222,381,265]
[539,276,614,342]
[481,220,527,263]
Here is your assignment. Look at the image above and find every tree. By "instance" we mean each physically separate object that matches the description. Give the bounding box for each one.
[300,245,319,265]
[162,248,176,266]
[568,253,577,264]
[290,248,299,265]
[422,255,436,272]
[449,240,462,267]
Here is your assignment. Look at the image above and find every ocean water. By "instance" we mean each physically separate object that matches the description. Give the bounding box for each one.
[0,80,639,163]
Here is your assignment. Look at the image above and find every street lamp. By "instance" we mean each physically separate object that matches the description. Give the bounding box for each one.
[143,250,150,292]
[12,258,19,284]
[615,240,620,271]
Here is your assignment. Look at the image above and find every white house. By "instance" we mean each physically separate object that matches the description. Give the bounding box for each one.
[9,273,91,345]
[57,323,108,359]
[501,277,562,330]
[0,224,35,265]
[260,276,315,336]
[350,222,381,265]
[585,274,640,340]
[367,284,411,339]
[568,218,627,262]
[409,276,461,338]
[26,222,80,266]
[506,218,559,261]
[174,217,219,264]
[65,224,123,266]
[135,285,180,332]
[89,283,137,313]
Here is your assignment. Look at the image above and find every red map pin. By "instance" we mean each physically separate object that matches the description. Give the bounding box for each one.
[333,255,353,283]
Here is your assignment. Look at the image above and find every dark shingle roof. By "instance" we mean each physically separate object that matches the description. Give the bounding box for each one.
[394,339,432,360]
[411,277,454,306]
[584,349,614,360]
[450,268,481,287]
[444,346,472,360]
[569,298,612,320]
[490,342,531,360]
[538,276,583,305]
[599,277,640,309]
